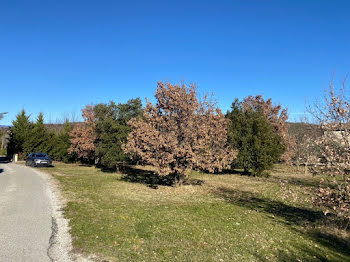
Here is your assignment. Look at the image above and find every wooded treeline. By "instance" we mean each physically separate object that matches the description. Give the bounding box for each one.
[6,98,143,167]
[3,80,350,223]
[6,82,292,178]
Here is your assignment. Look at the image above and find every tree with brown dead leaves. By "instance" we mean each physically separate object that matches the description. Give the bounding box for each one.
[69,105,96,162]
[124,82,235,185]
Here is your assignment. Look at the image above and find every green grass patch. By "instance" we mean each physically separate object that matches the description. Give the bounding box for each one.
[41,163,350,261]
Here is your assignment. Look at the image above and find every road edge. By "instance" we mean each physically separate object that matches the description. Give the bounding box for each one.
[31,166,74,262]
[16,163,92,262]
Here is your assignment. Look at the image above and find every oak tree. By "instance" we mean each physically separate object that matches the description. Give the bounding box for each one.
[69,105,96,162]
[124,82,235,184]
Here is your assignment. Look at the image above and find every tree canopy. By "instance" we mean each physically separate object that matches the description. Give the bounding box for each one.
[23,113,49,155]
[69,105,96,162]
[124,82,235,184]
[227,99,286,176]
[48,120,73,162]
[94,98,143,170]
[7,109,32,156]
[242,95,293,162]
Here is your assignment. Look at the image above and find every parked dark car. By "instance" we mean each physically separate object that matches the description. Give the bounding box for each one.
[0,156,8,163]
[25,152,53,167]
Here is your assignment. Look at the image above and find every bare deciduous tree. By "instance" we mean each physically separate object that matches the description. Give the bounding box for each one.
[0,112,7,120]
[309,79,350,227]
[124,82,235,184]
[290,119,322,174]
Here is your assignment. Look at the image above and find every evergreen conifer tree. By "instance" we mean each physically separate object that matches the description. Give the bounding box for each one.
[94,98,143,170]
[227,100,286,176]
[23,113,49,155]
[49,120,72,162]
[7,109,32,157]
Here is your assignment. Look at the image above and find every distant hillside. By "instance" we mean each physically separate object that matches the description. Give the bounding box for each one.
[45,122,82,133]
[2,122,323,139]
[287,122,323,140]
[0,123,83,133]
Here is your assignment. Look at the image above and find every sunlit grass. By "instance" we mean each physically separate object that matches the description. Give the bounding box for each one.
[41,163,350,261]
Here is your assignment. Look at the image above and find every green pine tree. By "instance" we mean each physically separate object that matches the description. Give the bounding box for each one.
[23,113,49,155]
[48,120,72,162]
[227,100,286,176]
[7,109,33,157]
[94,98,143,170]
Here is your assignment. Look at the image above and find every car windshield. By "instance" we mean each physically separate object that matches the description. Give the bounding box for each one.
[35,154,48,158]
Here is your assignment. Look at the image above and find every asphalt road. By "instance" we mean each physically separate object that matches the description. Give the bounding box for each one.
[0,163,63,262]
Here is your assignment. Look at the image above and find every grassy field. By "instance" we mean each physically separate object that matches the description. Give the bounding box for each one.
[40,163,350,262]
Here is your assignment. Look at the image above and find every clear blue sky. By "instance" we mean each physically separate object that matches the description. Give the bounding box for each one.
[1,0,349,125]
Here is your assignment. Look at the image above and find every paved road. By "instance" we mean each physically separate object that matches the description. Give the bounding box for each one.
[0,163,54,262]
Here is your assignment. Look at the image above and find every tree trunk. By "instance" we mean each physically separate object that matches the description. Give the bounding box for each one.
[304,158,309,175]
[243,166,250,175]
[173,172,184,186]
[345,218,350,230]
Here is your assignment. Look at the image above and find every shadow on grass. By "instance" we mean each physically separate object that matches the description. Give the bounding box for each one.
[78,163,94,167]
[274,238,349,261]
[214,187,324,225]
[254,249,328,262]
[207,165,323,189]
[269,175,321,189]
[306,230,350,257]
[300,229,350,261]
[98,166,116,173]
[217,169,322,188]
[254,246,336,262]
[121,166,204,188]
[214,187,350,260]
[201,168,247,176]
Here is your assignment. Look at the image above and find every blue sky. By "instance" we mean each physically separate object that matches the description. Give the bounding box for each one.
[1,0,349,125]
